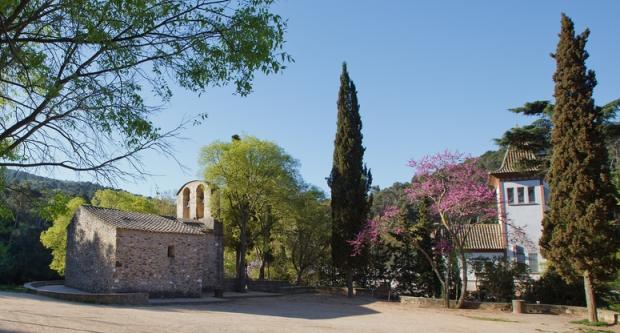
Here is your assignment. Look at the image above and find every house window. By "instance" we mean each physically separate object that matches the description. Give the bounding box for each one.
[517,187,525,204]
[506,187,514,204]
[528,186,536,203]
[528,253,539,273]
[515,246,526,264]
[167,245,175,258]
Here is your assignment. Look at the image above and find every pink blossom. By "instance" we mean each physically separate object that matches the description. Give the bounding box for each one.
[349,150,499,257]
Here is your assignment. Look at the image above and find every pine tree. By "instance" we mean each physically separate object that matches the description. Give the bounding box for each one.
[540,14,619,323]
[328,63,372,297]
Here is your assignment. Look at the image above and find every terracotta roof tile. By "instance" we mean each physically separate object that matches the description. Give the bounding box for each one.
[462,224,505,251]
[491,146,540,175]
[80,205,205,235]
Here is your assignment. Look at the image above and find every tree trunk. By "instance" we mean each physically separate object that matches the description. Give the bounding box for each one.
[259,260,266,280]
[296,270,303,285]
[584,270,598,322]
[457,251,467,309]
[347,267,354,297]
[235,208,249,293]
[444,254,451,308]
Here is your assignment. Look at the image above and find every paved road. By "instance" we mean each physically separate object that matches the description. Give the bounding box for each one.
[0,292,611,333]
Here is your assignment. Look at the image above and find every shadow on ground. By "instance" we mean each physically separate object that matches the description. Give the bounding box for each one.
[137,294,381,320]
[1,291,382,321]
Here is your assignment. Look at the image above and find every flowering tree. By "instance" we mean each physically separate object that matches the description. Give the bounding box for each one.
[406,151,497,308]
[350,202,445,299]
[351,151,498,308]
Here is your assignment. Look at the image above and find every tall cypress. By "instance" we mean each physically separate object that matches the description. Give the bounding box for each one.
[540,14,619,322]
[328,63,372,297]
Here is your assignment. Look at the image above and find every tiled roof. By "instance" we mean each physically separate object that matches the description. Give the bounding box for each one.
[462,224,505,251]
[81,206,205,235]
[491,146,540,175]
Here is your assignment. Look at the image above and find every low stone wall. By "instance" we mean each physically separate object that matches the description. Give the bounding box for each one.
[315,287,380,298]
[399,296,618,324]
[25,281,149,305]
[223,279,294,292]
[399,296,510,310]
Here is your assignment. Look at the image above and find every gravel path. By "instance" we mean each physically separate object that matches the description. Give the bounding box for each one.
[0,291,615,333]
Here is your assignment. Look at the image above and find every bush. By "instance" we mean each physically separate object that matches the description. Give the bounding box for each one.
[523,268,586,306]
[470,258,531,302]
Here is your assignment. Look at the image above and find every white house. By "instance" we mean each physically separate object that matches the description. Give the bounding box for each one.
[465,146,547,289]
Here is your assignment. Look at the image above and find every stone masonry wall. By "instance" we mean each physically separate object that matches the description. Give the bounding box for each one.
[113,229,205,297]
[65,208,117,292]
[202,221,224,291]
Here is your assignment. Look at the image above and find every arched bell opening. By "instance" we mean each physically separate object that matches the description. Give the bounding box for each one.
[196,184,205,219]
[182,187,190,219]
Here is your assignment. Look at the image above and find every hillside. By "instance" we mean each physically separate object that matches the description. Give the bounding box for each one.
[3,169,108,200]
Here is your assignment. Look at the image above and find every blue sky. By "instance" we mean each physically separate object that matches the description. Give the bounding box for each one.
[48,1,620,197]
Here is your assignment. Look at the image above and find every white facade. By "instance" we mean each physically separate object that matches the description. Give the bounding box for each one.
[495,177,548,277]
[176,180,215,229]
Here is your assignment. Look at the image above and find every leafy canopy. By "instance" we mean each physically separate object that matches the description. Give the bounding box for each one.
[40,196,86,275]
[0,0,291,180]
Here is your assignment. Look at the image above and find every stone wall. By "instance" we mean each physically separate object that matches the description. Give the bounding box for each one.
[113,229,205,298]
[65,208,118,292]
[202,221,224,291]
[399,296,618,324]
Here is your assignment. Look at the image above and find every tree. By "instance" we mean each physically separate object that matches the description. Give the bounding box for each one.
[540,14,619,323]
[91,189,174,216]
[495,99,620,176]
[406,151,497,308]
[327,63,372,297]
[283,186,330,285]
[40,196,86,275]
[0,0,290,181]
[0,178,60,284]
[201,135,298,291]
[366,184,441,297]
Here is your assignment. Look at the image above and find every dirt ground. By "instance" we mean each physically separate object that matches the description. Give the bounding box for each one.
[0,291,617,333]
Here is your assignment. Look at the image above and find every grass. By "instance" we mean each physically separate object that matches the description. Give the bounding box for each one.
[0,284,27,293]
[576,329,614,333]
[465,315,519,323]
[570,319,611,327]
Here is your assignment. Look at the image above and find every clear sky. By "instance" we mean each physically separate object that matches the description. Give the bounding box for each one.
[46,1,620,197]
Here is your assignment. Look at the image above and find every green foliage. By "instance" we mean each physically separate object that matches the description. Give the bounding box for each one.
[0,180,60,285]
[477,149,506,172]
[0,0,291,178]
[366,184,441,297]
[470,258,531,302]
[4,169,106,200]
[40,197,86,275]
[283,186,331,285]
[328,63,372,288]
[91,189,174,216]
[540,14,619,285]
[201,135,299,288]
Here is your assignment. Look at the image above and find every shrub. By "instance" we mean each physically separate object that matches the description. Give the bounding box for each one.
[470,258,531,302]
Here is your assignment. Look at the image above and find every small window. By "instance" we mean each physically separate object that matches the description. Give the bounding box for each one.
[506,187,514,204]
[515,246,526,264]
[528,253,539,273]
[167,245,175,258]
[517,187,525,204]
[528,186,536,203]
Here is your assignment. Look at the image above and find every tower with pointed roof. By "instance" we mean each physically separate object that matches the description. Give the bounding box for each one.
[488,146,548,276]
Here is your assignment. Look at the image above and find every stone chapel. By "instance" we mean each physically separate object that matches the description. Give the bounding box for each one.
[65,180,224,298]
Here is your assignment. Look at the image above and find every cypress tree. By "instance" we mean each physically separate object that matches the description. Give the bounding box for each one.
[540,14,619,322]
[328,63,372,297]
